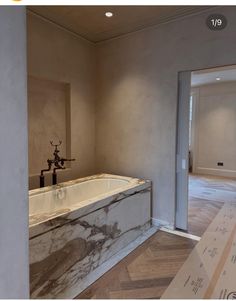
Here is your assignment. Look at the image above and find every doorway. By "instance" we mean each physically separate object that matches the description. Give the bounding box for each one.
[176,65,236,236]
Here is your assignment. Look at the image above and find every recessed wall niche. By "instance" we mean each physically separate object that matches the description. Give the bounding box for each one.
[28,76,71,176]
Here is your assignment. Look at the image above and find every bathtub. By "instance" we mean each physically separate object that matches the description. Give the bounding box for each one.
[29,174,152,299]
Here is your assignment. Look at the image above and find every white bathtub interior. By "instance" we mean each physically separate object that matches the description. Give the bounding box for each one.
[29,177,132,216]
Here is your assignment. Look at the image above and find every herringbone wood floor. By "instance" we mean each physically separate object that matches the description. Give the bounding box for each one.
[76,231,197,299]
[76,174,236,299]
[188,197,223,237]
[187,174,236,236]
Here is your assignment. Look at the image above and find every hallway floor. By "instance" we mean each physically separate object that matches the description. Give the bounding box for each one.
[188,174,236,236]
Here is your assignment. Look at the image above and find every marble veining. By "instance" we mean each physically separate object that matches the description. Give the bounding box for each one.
[29,174,152,298]
[29,174,151,238]
[73,226,158,298]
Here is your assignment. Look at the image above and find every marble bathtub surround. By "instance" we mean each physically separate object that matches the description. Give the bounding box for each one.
[29,174,152,298]
[69,226,158,298]
[29,174,151,238]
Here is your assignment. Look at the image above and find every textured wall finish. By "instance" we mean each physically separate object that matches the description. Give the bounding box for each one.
[95,6,236,227]
[192,82,236,178]
[27,12,96,189]
[28,6,236,227]
[0,7,29,298]
[28,76,70,175]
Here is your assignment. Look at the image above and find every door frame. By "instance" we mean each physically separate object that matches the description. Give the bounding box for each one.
[175,71,191,230]
[175,63,236,231]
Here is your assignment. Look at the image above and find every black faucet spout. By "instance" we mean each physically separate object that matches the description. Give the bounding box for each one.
[39,141,76,188]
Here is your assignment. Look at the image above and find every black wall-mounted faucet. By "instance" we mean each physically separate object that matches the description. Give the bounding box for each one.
[40,141,76,188]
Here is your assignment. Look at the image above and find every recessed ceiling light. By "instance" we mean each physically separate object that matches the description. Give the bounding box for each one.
[105,12,113,18]
[216,77,221,81]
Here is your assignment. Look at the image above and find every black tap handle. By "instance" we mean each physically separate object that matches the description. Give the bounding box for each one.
[61,158,76,162]
[50,140,62,147]
[40,141,76,188]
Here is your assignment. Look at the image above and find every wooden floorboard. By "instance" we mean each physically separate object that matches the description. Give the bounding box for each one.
[188,197,224,237]
[76,231,197,299]
[162,201,236,299]
[187,174,236,236]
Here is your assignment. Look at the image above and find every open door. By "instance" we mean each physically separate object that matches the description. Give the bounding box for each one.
[175,71,191,230]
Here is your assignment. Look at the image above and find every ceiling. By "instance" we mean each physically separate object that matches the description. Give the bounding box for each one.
[191,65,236,87]
[27,6,213,43]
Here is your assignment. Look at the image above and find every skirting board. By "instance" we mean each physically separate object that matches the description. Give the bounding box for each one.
[74,226,158,297]
[160,227,201,241]
[152,217,175,230]
[152,218,201,241]
[196,167,236,178]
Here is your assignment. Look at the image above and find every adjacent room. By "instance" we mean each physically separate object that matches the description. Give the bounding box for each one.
[188,65,236,237]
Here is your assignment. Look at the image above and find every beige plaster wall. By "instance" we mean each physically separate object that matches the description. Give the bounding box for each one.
[28,76,69,175]
[28,7,236,226]
[95,6,236,226]
[27,12,96,189]
[192,82,236,178]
